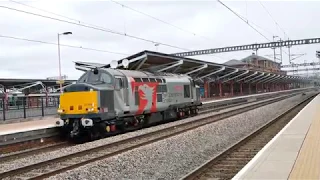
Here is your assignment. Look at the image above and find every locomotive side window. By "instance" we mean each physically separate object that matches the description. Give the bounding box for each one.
[135,91,139,105]
[150,78,156,82]
[100,73,112,83]
[78,70,113,84]
[184,85,190,98]
[87,72,100,82]
[115,78,123,89]
[162,85,167,92]
[157,94,162,102]
[77,73,89,83]
[134,78,142,82]
[142,78,149,82]
[157,85,167,93]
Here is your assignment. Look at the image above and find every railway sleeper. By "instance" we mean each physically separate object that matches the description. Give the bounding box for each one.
[212,164,247,169]
[202,170,237,178]
[227,153,253,158]
[202,173,232,179]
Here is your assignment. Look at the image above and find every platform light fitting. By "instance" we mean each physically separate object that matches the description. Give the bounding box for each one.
[122,59,129,68]
[62,32,72,35]
[110,60,118,69]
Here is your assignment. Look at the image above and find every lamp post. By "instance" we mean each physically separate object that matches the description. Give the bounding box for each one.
[57,32,72,93]
[272,35,279,62]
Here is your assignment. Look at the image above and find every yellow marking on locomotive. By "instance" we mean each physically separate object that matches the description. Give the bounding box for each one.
[58,91,99,114]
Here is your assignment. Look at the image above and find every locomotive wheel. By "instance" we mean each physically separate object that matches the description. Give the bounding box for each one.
[186,109,191,117]
[195,108,199,115]
[177,111,182,120]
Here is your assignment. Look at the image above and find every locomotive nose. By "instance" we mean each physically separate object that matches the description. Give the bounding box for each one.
[64,83,95,92]
[59,83,98,115]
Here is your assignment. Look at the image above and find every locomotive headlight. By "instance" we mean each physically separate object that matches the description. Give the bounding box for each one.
[57,109,64,114]
[87,107,94,112]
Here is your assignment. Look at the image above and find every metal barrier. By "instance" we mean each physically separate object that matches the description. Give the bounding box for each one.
[0,96,59,121]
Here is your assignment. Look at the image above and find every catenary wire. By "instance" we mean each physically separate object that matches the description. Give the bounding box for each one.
[257,0,302,62]
[216,0,271,41]
[0,5,191,51]
[5,1,224,59]
[0,34,130,56]
[109,0,216,42]
[257,0,289,39]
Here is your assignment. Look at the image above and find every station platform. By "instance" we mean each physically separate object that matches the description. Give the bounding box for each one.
[233,93,320,180]
[0,117,58,136]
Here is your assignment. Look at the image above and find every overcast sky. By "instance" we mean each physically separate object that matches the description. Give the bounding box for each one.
[0,0,319,80]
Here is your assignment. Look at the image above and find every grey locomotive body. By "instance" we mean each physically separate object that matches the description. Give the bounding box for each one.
[57,68,202,140]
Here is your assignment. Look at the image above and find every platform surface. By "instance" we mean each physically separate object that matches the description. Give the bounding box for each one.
[233,93,320,179]
[0,117,59,136]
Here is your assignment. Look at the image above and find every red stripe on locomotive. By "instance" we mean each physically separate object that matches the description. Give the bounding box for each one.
[129,77,159,115]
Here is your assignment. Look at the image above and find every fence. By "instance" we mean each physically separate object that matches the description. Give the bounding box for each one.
[0,95,60,121]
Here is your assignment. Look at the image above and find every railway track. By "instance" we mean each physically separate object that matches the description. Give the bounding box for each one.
[0,99,241,163]
[181,93,316,180]
[0,92,296,163]
[0,141,73,163]
[0,91,310,180]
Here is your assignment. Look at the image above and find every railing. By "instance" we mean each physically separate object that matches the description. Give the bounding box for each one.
[0,95,60,121]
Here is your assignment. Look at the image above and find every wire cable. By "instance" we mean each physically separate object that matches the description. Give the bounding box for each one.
[0,5,191,51]
[216,0,271,41]
[109,0,216,42]
[0,5,193,51]
[257,0,304,63]
[0,2,225,60]
[0,34,130,55]
[7,0,224,58]
[257,0,289,39]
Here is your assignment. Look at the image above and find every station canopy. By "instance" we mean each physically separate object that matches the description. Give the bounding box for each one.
[75,50,312,85]
[0,78,76,94]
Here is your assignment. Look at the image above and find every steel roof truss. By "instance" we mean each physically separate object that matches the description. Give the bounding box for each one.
[245,72,265,83]
[252,73,271,83]
[259,74,280,83]
[210,69,239,82]
[196,66,226,81]
[157,60,184,72]
[236,71,258,82]
[222,70,249,83]
[185,64,208,75]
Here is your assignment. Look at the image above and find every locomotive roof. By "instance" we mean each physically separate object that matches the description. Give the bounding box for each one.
[107,68,152,77]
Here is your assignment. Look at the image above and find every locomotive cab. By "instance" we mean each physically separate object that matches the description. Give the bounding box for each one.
[57,68,117,138]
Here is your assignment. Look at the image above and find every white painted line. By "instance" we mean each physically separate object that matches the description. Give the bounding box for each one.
[232,94,319,180]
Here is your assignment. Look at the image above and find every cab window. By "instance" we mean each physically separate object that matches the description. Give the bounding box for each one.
[77,70,113,84]
[115,78,123,89]
[100,73,112,83]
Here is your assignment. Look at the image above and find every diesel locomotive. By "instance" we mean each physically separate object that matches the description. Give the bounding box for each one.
[56,67,202,140]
